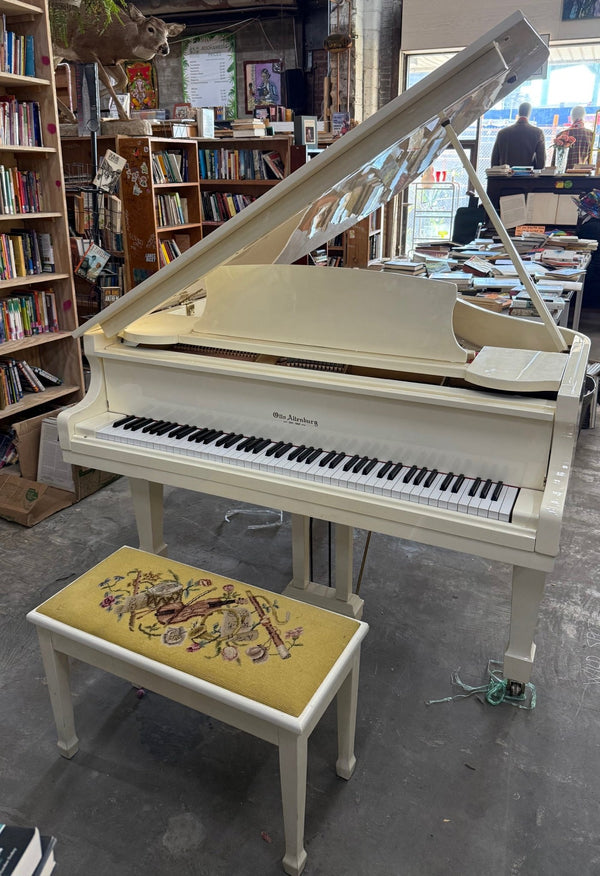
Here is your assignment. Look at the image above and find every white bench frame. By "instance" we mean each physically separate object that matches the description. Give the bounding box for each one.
[28,609,368,876]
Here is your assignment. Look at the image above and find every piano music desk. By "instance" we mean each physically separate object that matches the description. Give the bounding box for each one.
[27,547,368,876]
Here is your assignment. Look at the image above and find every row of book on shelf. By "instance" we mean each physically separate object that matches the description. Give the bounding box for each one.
[155,192,188,227]
[0,96,42,147]
[0,166,44,214]
[0,17,36,77]
[70,190,122,241]
[201,190,257,223]
[1,288,59,342]
[0,230,55,280]
[157,231,191,268]
[0,356,62,407]
[0,823,56,875]
[151,149,189,183]
[198,148,285,180]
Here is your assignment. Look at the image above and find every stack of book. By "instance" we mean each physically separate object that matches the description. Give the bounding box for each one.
[570,163,595,175]
[485,164,511,176]
[231,118,266,138]
[381,258,427,275]
[0,823,56,875]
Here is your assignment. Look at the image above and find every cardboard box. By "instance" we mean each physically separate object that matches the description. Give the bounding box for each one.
[0,409,119,526]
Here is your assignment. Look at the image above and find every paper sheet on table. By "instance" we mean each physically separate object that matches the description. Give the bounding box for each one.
[493,261,548,276]
[499,194,527,228]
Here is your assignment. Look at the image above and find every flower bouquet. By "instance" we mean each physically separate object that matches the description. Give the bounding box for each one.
[553,131,576,149]
[553,131,576,173]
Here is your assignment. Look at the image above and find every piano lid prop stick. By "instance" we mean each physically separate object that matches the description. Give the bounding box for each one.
[441,120,568,354]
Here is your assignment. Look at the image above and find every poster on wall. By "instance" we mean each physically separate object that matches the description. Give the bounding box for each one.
[182,33,236,119]
[125,62,158,110]
[562,0,600,18]
[244,60,282,113]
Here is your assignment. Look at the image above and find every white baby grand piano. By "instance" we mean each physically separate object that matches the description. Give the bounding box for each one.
[59,13,588,689]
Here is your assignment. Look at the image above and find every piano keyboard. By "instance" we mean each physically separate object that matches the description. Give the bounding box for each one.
[95,415,519,522]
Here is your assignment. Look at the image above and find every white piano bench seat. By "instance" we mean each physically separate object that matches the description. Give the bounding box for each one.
[27,547,368,876]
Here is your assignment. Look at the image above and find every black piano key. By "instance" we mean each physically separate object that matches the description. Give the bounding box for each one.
[306,448,323,464]
[387,462,403,480]
[253,438,271,453]
[242,436,262,452]
[440,472,454,491]
[353,455,370,474]
[176,425,197,439]
[142,420,163,433]
[122,417,146,430]
[236,436,255,451]
[343,454,360,472]
[156,422,177,436]
[296,446,315,463]
[451,474,465,493]
[130,418,153,431]
[377,461,393,478]
[113,414,136,428]
[215,432,235,446]
[468,477,482,497]
[363,458,379,476]
[288,445,306,461]
[266,440,284,457]
[191,427,212,442]
[319,450,337,467]
[204,430,225,444]
[491,481,504,502]
[413,466,428,486]
[274,442,293,458]
[199,428,218,443]
[424,468,438,488]
[329,452,346,469]
[223,432,244,448]
[168,424,189,437]
[480,478,493,499]
[403,464,418,483]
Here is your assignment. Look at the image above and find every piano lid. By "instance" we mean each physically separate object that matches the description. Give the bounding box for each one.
[76,11,549,341]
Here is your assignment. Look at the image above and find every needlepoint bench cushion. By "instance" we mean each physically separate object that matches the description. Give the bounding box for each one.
[35,546,361,717]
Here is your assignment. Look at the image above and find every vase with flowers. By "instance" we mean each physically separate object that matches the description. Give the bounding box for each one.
[553,131,576,174]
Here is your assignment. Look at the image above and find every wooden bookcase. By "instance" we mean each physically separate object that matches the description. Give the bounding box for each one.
[0,0,83,421]
[196,135,292,236]
[60,134,128,321]
[117,136,202,289]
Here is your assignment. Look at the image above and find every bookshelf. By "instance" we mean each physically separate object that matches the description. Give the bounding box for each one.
[0,0,83,419]
[196,135,291,235]
[117,136,202,288]
[60,134,128,320]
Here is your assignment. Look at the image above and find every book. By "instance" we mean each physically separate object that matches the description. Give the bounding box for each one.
[0,823,42,875]
[262,151,285,179]
[93,149,127,193]
[75,242,111,283]
[32,836,56,876]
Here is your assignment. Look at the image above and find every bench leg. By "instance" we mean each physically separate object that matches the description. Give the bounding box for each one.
[37,629,79,759]
[278,730,308,876]
[336,651,360,780]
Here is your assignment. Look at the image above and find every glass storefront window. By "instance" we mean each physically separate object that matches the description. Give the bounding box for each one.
[401,44,600,253]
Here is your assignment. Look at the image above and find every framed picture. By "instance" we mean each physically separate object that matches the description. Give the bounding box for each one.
[173,102,193,119]
[294,115,318,147]
[244,59,282,113]
[125,61,158,110]
[562,0,600,18]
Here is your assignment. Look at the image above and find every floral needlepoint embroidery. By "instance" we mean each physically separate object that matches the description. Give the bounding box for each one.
[96,565,304,667]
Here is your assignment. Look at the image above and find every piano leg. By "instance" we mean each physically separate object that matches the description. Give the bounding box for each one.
[129,478,168,557]
[503,565,546,685]
[285,515,364,619]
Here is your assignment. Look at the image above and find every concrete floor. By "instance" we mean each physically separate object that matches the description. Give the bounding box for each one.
[1,313,600,876]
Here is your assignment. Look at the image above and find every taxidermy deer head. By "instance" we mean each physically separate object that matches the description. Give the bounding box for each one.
[52,2,185,119]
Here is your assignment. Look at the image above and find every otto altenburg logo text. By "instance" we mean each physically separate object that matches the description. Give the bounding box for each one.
[273,412,319,427]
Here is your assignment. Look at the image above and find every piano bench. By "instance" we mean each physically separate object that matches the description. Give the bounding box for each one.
[27,547,368,876]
